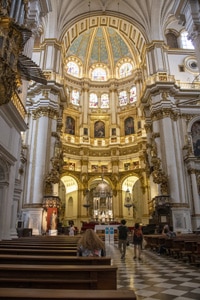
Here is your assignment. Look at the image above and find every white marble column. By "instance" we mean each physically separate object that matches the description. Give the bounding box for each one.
[190,171,200,214]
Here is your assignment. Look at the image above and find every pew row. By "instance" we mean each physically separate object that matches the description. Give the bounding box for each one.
[0,254,111,265]
[0,248,77,256]
[0,264,117,290]
[0,288,137,299]
[0,244,77,250]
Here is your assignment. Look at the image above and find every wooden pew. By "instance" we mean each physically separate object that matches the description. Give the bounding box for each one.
[0,264,117,290]
[0,288,137,299]
[0,254,111,265]
[0,244,77,250]
[0,248,77,256]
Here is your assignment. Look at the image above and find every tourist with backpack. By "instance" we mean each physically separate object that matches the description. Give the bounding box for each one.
[118,219,129,259]
[133,222,143,260]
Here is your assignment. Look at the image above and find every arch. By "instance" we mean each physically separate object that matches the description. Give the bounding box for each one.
[165,32,178,48]
[60,175,79,192]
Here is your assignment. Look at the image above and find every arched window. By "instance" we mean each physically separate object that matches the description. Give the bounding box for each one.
[66,61,79,77]
[180,31,194,49]
[125,117,134,135]
[119,91,127,106]
[94,121,105,138]
[65,116,75,135]
[89,93,98,108]
[71,89,80,106]
[100,93,109,108]
[119,63,132,78]
[92,67,107,81]
[166,32,178,48]
[130,86,137,103]
[191,121,200,156]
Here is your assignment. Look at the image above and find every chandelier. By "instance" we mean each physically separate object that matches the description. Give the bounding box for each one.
[124,183,133,215]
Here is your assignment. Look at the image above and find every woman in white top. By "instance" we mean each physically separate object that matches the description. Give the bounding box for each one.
[69,224,75,236]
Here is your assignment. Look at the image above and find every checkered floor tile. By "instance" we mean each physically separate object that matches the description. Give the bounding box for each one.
[105,243,200,300]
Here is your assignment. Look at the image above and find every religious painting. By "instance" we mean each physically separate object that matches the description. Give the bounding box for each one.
[94,121,105,138]
[124,117,134,135]
[191,121,200,156]
[65,116,75,135]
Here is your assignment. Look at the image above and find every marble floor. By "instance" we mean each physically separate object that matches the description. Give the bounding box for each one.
[106,242,200,300]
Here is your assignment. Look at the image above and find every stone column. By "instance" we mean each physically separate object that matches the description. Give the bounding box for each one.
[190,170,200,214]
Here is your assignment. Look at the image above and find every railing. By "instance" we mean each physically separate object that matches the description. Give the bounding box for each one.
[11,92,26,119]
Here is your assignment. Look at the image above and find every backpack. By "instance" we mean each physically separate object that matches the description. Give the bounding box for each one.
[133,228,143,242]
[118,225,128,240]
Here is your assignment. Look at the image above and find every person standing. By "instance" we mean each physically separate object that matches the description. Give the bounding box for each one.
[118,219,129,259]
[133,222,143,260]
[69,224,75,236]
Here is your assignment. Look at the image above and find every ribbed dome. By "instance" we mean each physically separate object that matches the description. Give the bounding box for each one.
[66,26,133,75]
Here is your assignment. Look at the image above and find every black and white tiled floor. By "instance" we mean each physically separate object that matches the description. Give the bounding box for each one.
[106,243,200,300]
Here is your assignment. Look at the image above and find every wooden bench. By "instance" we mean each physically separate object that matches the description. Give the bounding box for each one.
[0,288,136,299]
[0,254,111,265]
[0,248,77,256]
[0,264,117,290]
[0,244,77,250]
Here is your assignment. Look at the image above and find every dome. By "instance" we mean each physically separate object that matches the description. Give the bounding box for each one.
[66,26,134,77]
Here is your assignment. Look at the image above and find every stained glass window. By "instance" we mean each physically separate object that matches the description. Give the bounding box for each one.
[130,86,137,103]
[89,93,98,108]
[71,89,80,106]
[119,91,127,106]
[119,63,132,78]
[92,67,107,81]
[66,61,79,77]
[101,93,109,108]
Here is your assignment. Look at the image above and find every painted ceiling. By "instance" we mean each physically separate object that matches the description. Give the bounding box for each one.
[66,26,133,67]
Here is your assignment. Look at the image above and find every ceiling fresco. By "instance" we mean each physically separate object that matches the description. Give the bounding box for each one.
[66,26,133,68]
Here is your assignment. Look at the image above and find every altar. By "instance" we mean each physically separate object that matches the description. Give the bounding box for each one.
[94,224,119,231]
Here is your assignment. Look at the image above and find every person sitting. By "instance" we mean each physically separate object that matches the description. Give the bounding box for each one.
[158,224,176,255]
[77,229,106,257]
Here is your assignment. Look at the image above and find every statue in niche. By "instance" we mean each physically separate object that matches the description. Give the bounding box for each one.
[94,121,105,138]
[125,117,134,135]
[65,116,75,135]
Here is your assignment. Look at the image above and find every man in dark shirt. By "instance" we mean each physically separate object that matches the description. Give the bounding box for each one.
[118,219,129,259]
